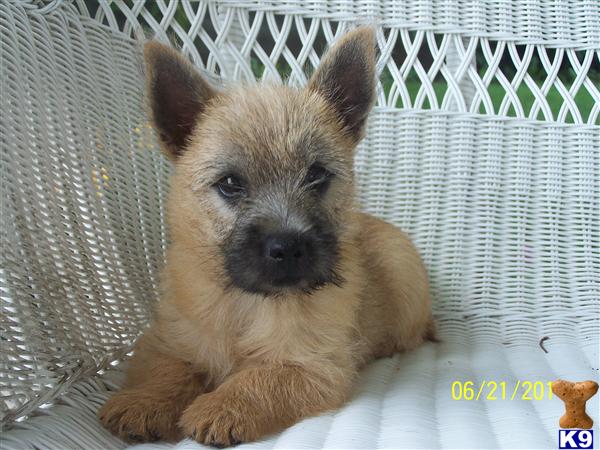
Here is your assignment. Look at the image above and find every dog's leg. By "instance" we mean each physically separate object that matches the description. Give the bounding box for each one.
[180,363,350,446]
[98,335,205,442]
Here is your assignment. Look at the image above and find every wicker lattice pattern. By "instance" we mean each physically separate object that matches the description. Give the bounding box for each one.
[81,0,600,125]
[1,0,599,444]
[89,0,600,49]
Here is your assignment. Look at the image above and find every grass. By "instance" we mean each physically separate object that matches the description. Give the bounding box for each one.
[252,62,596,124]
[379,69,596,124]
[396,80,596,123]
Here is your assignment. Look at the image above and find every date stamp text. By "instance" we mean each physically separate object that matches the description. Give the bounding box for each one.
[451,380,554,401]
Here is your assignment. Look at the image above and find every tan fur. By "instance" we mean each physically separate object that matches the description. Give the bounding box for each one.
[99,27,434,446]
[98,334,206,441]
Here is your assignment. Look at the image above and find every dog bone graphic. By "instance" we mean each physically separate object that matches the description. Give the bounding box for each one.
[552,379,599,429]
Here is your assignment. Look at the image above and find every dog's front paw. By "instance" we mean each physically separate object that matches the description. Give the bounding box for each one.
[179,392,260,447]
[98,389,182,442]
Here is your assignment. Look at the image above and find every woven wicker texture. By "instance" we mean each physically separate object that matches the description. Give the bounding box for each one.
[1,0,599,448]
[82,0,600,124]
[1,0,167,425]
[90,0,600,49]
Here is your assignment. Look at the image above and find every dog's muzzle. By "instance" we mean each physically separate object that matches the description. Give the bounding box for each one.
[224,223,340,295]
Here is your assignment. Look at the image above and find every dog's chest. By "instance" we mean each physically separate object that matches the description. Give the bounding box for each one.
[174,299,350,379]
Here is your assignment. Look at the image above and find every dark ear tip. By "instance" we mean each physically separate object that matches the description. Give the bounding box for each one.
[143,40,165,63]
[143,41,184,72]
[348,25,376,43]
[340,26,377,56]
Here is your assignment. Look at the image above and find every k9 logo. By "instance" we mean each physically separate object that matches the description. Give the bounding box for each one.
[558,430,594,449]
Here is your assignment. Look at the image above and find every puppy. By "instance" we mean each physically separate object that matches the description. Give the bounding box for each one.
[99,27,435,446]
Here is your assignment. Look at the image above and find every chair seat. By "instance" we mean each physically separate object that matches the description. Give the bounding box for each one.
[3,324,597,450]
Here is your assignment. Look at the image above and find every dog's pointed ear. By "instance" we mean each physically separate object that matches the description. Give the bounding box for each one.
[144,41,216,159]
[308,27,377,142]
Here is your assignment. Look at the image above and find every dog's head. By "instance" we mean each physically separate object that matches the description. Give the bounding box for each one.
[145,27,376,296]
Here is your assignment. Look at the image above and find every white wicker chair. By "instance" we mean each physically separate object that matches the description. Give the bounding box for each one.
[1,1,598,449]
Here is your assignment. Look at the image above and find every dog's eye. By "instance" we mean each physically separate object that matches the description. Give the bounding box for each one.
[215,176,245,199]
[305,165,333,193]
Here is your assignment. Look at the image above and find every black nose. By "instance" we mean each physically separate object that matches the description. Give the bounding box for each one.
[264,233,308,263]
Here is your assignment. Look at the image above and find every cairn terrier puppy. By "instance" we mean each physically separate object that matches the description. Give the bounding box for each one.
[99,27,435,446]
